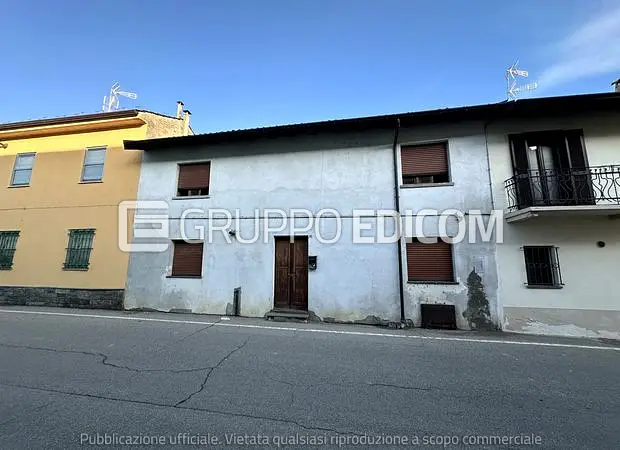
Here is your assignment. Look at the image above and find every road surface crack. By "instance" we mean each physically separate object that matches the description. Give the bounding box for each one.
[265,376,297,407]
[0,381,361,436]
[174,338,250,407]
[156,319,223,353]
[0,343,212,374]
[366,382,433,392]
[0,399,56,428]
[265,376,433,393]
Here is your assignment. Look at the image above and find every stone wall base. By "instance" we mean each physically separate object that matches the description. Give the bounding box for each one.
[0,286,123,310]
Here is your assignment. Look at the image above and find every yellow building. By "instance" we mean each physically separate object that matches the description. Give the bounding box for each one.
[0,105,191,308]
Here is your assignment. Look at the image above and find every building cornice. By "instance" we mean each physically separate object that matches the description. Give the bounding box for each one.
[0,116,146,141]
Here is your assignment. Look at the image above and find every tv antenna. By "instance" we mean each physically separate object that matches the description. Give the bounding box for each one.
[102,82,138,112]
[505,61,538,101]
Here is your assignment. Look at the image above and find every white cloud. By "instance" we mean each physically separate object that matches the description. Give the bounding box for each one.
[537,5,620,90]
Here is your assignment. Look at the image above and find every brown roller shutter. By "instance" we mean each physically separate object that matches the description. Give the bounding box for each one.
[178,163,210,190]
[406,239,454,282]
[171,241,204,277]
[401,143,448,176]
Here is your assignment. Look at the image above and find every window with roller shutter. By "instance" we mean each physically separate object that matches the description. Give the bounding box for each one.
[401,142,449,185]
[170,240,204,277]
[406,238,455,283]
[177,162,210,197]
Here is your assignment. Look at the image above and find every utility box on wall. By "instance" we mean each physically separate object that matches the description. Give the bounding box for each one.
[309,256,317,271]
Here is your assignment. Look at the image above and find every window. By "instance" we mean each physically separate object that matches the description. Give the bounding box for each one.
[63,229,95,270]
[509,130,593,208]
[523,246,563,287]
[81,147,106,182]
[177,162,210,197]
[406,238,455,283]
[401,142,449,185]
[170,240,204,277]
[11,153,35,186]
[0,231,19,269]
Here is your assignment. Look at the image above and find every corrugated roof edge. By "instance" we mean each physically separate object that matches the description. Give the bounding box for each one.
[0,109,181,132]
[124,92,620,150]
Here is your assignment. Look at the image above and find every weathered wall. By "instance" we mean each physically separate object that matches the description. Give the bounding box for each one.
[126,124,499,329]
[138,112,186,138]
[487,113,620,338]
[134,131,395,217]
[396,123,500,330]
[494,216,620,339]
[0,286,123,309]
[125,130,403,322]
[126,216,401,322]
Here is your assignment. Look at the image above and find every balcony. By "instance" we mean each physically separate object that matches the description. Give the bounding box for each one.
[504,165,620,222]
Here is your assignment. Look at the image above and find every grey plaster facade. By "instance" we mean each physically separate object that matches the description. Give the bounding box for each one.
[125,125,500,328]
[396,123,500,329]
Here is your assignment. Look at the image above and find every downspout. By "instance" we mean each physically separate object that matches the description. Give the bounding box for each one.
[483,120,496,210]
[391,118,406,323]
[483,119,503,330]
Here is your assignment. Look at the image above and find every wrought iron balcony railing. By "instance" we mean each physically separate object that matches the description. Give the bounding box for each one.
[505,165,620,212]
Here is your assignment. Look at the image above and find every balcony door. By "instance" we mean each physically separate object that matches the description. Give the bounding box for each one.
[509,130,594,208]
[526,143,560,205]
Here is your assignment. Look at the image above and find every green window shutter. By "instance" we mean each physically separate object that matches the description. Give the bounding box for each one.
[0,231,20,269]
[64,229,95,270]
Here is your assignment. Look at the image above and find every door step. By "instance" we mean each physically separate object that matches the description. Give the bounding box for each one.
[265,309,309,322]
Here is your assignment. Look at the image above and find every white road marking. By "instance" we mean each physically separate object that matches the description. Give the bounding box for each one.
[0,308,618,351]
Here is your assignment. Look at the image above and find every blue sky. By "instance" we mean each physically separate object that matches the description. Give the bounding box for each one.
[2,0,619,133]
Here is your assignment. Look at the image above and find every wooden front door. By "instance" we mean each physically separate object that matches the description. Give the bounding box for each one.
[274,236,308,311]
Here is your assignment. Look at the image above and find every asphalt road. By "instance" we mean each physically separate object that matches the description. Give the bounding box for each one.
[0,307,618,450]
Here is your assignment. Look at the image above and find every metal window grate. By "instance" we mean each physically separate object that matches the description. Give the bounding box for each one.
[523,246,563,287]
[64,229,95,270]
[0,231,20,269]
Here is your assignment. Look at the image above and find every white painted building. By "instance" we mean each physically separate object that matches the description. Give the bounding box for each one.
[123,117,500,329]
[123,92,620,338]
[487,103,620,339]
[395,123,500,330]
[124,130,402,323]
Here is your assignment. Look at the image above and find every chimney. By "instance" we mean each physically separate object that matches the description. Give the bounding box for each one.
[182,109,191,135]
[176,101,184,119]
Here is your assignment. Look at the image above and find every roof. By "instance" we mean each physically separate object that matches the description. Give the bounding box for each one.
[125,92,620,151]
[0,109,180,132]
